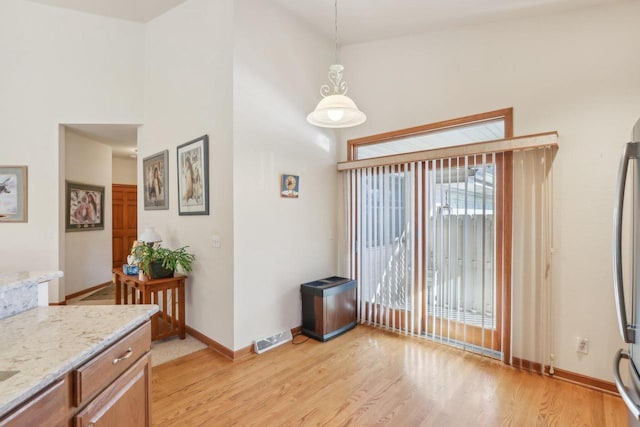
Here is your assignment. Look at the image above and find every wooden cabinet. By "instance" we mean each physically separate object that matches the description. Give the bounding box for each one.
[0,376,69,427]
[74,323,150,406]
[0,321,152,427]
[74,354,151,427]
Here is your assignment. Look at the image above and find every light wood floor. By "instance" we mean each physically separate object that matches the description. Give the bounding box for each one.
[152,325,627,426]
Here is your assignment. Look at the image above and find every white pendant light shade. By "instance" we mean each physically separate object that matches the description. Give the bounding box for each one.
[307,94,367,128]
[307,1,366,129]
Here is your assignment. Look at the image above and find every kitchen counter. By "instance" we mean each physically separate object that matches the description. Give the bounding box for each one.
[0,304,159,416]
[0,271,63,319]
[0,271,63,289]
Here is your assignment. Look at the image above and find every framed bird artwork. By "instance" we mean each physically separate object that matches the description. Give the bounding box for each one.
[0,166,27,223]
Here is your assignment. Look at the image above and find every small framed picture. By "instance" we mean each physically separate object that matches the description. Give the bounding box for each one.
[143,150,169,210]
[0,166,28,223]
[281,174,299,198]
[66,181,105,231]
[177,135,209,215]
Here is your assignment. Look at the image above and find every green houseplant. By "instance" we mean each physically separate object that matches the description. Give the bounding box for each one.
[134,244,195,279]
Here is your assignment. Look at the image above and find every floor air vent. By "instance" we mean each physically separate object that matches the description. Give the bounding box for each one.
[254,330,292,354]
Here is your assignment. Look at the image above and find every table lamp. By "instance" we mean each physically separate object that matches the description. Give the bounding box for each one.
[138,225,162,246]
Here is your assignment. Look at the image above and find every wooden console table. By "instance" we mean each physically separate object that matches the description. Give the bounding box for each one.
[113,268,186,341]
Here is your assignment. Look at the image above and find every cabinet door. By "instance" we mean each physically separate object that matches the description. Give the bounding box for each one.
[74,322,151,407]
[0,376,68,427]
[74,353,151,427]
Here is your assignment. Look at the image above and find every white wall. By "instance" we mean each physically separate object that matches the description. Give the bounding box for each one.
[233,0,337,349]
[142,0,235,349]
[0,0,143,302]
[112,157,137,185]
[6,0,634,381]
[64,130,113,296]
[338,2,640,381]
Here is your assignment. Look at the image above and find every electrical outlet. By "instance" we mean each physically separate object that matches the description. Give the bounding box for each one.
[576,337,589,354]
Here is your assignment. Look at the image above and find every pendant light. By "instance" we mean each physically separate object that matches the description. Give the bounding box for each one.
[307,0,366,129]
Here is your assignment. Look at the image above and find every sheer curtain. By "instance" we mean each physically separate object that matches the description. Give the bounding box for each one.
[511,147,555,371]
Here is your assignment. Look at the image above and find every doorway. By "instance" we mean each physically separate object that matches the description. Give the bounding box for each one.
[59,123,139,302]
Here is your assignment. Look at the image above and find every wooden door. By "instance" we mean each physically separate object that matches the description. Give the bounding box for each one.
[112,184,138,268]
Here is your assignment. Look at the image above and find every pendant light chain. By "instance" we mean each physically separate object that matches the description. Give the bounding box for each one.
[335,0,340,65]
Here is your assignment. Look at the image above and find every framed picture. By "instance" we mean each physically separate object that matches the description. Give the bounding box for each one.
[0,166,28,222]
[177,135,209,215]
[65,181,105,231]
[281,174,299,198]
[143,150,169,210]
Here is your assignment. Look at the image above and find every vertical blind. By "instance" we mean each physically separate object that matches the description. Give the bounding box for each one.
[346,153,502,357]
[344,146,554,366]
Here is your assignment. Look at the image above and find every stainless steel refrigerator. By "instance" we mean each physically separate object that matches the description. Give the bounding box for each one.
[614,118,640,426]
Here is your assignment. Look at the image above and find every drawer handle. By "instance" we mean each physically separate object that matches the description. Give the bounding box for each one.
[112,347,133,365]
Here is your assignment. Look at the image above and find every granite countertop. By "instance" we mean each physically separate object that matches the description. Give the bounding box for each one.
[0,271,64,320]
[0,304,159,416]
[0,271,63,289]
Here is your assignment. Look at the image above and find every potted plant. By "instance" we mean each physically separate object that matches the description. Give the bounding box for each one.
[133,244,195,279]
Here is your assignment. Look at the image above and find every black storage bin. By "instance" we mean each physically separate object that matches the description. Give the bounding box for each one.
[301,276,356,341]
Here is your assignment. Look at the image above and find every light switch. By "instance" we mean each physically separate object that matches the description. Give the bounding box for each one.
[212,235,221,248]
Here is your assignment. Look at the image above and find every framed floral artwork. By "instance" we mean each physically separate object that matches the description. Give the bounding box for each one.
[65,181,105,231]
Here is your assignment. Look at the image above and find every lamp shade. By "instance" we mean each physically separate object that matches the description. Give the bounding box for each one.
[307,94,367,129]
[138,225,162,243]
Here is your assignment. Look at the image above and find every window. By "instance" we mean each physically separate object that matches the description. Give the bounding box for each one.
[346,109,513,359]
[348,108,513,161]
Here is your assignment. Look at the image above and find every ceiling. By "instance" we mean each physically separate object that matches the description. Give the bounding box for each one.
[32,0,626,153]
[273,0,628,45]
[28,0,628,43]
[27,0,186,23]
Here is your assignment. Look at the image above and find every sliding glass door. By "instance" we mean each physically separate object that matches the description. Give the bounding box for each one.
[424,157,499,354]
[349,154,506,358]
[346,110,513,359]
